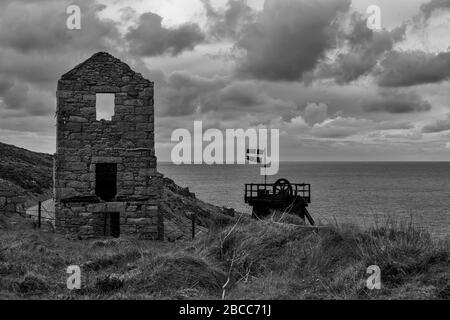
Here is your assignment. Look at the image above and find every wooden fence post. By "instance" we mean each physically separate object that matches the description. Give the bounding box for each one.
[192,212,197,240]
[38,201,42,229]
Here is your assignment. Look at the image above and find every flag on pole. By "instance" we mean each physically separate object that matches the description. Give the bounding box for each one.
[246,148,265,164]
[247,148,268,185]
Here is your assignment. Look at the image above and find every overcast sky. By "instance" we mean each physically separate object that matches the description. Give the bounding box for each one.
[0,0,450,161]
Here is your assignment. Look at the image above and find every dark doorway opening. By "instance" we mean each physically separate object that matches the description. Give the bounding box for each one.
[96,163,117,201]
[94,212,120,238]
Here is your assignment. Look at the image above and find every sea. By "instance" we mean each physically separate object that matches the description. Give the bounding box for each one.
[159,162,450,238]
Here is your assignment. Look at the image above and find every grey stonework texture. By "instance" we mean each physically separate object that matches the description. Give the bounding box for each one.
[54,52,163,240]
[0,179,26,215]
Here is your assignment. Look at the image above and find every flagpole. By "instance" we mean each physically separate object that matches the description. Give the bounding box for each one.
[265,165,267,186]
[247,148,267,186]
[264,151,267,186]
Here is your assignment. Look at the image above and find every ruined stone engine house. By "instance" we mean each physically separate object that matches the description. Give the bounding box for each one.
[54,52,163,240]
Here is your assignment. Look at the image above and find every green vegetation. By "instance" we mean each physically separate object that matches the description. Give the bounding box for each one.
[0,215,448,300]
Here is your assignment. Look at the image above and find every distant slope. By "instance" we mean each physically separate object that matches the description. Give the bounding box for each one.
[161,177,235,241]
[0,142,53,194]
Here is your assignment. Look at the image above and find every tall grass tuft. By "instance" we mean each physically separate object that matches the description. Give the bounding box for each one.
[0,215,448,299]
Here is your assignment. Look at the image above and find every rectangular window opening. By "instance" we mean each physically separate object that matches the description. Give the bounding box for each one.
[96,93,115,121]
[95,163,117,202]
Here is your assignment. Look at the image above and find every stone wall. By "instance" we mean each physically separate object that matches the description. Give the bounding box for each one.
[0,195,25,216]
[55,200,163,240]
[0,180,26,216]
[54,52,163,240]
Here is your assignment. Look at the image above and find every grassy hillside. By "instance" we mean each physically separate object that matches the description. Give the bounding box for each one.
[0,142,53,200]
[0,216,448,300]
[0,142,448,299]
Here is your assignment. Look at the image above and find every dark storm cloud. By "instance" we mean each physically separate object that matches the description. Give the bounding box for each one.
[0,0,120,54]
[420,0,450,20]
[303,103,328,126]
[0,79,13,95]
[156,71,299,122]
[377,51,450,87]
[0,0,446,158]
[373,0,450,85]
[1,84,27,111]
[0,0,123,121]
[235,0,351,81]
[362,91,432,114]
[422,114,450,133]
[156,71,228,116]
[219,82,265,107]
[215,81,298,120]
[126,12,205,57]
[0,6,70,53]
[201,0,256,40]
[0,51,70,89]
[0,82,53,116]
[0,0,124,90]
[317,14,406,84]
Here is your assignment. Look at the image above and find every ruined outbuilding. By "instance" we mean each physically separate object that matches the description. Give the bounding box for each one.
[54,52,163,240]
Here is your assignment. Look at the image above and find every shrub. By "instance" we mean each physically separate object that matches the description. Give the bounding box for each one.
[95,275,124,294]
[133,254,226,296]
[200,220,314,283]
[17,272,49,295]
[83,248,142,271]
[356,220,446,286]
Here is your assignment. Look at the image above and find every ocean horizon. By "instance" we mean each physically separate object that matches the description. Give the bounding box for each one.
[159,161,450,238]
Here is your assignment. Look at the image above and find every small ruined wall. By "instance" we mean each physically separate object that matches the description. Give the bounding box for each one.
[0,181,25,216]
[0,195,25,215]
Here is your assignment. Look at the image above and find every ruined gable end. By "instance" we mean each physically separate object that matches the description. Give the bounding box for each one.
[54,52,163,240]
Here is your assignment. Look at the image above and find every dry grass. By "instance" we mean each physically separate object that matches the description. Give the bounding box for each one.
[0,215,448,300]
